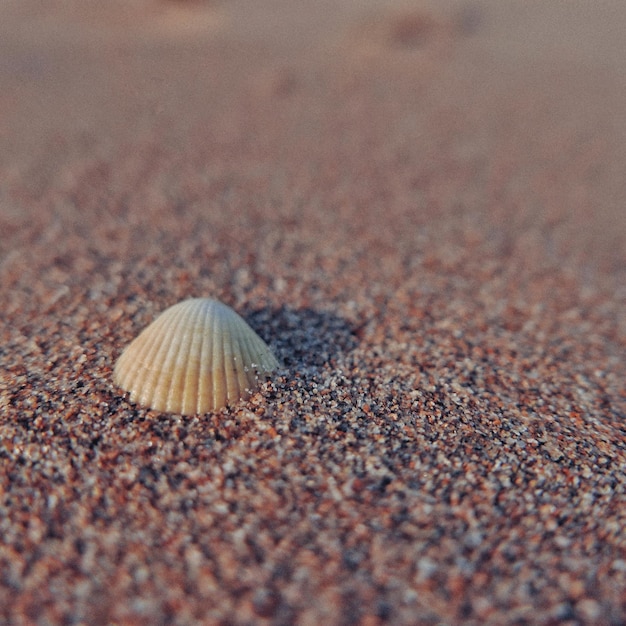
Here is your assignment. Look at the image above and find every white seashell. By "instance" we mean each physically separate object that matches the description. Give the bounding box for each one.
[114,298,279,415]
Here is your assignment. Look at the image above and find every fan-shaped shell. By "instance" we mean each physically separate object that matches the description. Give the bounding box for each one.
[114,298,279,415]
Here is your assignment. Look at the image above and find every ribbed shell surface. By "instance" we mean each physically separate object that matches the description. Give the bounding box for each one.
[114,298,279,415]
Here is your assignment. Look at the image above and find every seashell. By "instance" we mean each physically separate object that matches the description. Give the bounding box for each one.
[114,298,279,415]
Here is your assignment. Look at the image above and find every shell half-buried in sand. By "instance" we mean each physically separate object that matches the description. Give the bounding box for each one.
[114,298,280,415]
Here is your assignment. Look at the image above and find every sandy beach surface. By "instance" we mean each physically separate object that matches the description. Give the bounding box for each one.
[1,1,625,624]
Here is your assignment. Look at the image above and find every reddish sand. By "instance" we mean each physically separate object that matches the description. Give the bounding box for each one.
[1,1,625,624]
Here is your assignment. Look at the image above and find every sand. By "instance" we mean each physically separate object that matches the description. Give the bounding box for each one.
[1,1,625,624]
